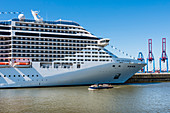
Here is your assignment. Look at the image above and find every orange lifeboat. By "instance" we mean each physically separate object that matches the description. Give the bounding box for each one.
[0,62,9,65]
[15,62,30,65]
[0,62,10,67]
[13,62,31,68]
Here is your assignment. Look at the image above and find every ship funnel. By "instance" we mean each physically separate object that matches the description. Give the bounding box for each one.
[31,10,43,22]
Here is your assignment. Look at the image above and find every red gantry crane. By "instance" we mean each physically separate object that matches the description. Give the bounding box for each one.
[147,39,155,73]
[159,38,168,72]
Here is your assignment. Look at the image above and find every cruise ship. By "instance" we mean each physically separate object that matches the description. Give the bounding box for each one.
[0,10,146,88]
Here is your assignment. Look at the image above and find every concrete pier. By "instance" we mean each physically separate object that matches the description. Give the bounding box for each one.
[126,73,170,83]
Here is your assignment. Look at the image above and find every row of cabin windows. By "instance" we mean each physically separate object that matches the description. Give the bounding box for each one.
[0,47,10,49]
[128,66,136,68]
[12,48,99,52]
[13,59,29,61]
[15,23,82,30]
[82,56,111,58]
[44,65,73,69]
[0,39,11,41]
[31,58,110,62]
[0,42,11,45]
[12,50,107,55]
[13,37,98,44]
[13,48,83,51]
[0,59,8,61]
[0,55,9,57]
[56,58,111,61]
[13,42,88,47]
[0,38,11,40]
[13,50,77,54]
[12,46,87,50]
[32,59,53,61]
[12,43,96,47]
[0,51,10,53]
[12,54,77,57]
[1,59,29,61]
[72,51,107,54]
[0,26,11,30]
[31,59,110,62]
[12,50,100,54]
[0,75,39,77]
[13,27,88,34]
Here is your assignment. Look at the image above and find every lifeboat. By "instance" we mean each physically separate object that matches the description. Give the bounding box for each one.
[13,62,31,68]
[0,62,10,68]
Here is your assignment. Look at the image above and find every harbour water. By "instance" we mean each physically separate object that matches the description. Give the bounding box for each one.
[0,83,170,113]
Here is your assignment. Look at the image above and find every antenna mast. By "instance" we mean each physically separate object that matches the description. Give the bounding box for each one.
[31,10,43,22]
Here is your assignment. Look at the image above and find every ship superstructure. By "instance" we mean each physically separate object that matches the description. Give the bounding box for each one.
[0,11,146,88]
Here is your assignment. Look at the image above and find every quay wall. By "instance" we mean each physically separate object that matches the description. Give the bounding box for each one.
[126,73,170,83]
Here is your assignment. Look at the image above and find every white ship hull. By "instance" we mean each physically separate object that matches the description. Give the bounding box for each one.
[0,61,146,88]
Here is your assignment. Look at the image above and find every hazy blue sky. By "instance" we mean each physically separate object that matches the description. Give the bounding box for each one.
[0,0,170,70]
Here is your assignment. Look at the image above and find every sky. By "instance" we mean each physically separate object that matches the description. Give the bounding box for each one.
[0,0,170,70]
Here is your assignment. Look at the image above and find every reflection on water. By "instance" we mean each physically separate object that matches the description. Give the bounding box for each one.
[0,83,170,113]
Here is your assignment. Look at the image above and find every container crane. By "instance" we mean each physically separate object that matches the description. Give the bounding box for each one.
[147,39,155,73]
[159,38,168,72]
[137,52,145,73]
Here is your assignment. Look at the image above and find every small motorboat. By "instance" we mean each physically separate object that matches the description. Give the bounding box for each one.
[88,84,113,90]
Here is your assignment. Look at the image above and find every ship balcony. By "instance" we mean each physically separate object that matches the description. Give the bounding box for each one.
[0,48,10,50]
[0,44,11,46]
[0,40,11,42]
[0,52,10,54]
